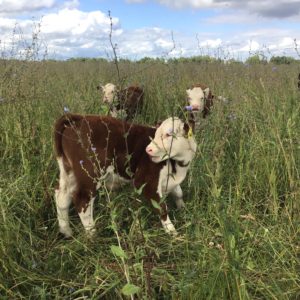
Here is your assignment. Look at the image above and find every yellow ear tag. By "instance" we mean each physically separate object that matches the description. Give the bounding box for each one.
[188,127,193,138]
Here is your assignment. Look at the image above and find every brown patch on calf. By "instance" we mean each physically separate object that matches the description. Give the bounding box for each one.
[183,119,195,134]
[203,93,214,118]
[114,85,144,120]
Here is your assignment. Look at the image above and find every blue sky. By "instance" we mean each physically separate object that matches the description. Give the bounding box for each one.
[79,0,214,31]
[0,0,300,60]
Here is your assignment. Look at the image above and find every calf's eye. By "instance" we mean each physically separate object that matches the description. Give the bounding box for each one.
[165,131,174,137]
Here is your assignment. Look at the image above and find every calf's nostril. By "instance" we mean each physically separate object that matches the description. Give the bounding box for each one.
[146,147,152,153]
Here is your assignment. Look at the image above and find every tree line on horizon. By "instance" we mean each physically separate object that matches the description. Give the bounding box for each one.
[63,54,300,65]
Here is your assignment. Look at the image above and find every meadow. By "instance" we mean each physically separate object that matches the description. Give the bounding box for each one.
[0,56,299,299]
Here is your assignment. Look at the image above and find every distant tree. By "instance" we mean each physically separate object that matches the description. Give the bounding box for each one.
[95,58,108,63]
[224,58,243,65]
[245,54,267,65]
[168,55,222,64]
[269,56,297,64]
[66,57,108,62]
[118,58,131,63]
[137,57,157,63]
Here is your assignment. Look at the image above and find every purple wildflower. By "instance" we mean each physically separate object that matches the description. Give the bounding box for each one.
[227,113,237,120]
[185,105,193,111]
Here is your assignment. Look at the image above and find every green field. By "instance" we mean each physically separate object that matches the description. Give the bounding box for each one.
[0,58,299,299]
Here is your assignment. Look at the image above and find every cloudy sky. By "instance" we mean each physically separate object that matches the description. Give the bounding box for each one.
[0,0,300,60]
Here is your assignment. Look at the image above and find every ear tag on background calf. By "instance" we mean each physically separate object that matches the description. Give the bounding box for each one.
[188,127,193,138]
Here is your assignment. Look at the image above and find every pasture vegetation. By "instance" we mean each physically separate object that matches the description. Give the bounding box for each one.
[0,54,300,299]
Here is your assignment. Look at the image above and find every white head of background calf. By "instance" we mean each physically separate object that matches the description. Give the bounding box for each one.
[186,86,210,111]
[101,83,117,104]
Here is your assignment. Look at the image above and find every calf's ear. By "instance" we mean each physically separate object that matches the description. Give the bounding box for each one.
[183,120,195,136]
[203,87,210,98]
[155,120,163,128]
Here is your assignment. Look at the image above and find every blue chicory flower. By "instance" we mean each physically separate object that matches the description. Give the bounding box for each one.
[185,105,193,111]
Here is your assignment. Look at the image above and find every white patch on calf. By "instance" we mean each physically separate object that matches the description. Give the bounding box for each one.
[170,185,185,209]
[161,215,178,236]
[157,162,189,198]
[156,163,188,235]
[78,197,96,235]
[55,157,77,237]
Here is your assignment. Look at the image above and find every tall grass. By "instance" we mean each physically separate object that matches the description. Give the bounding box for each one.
[0,56,299,299]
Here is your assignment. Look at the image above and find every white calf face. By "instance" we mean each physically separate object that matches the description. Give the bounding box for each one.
[186,87,209,111]
[145,117,197,163]
[101,83,117,104]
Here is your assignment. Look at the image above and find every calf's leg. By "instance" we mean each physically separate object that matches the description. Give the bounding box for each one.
[170,185,185,209]
[78,198,96,236]
[159,202,178,236]
[55,188,73,237]
[55,159,76,237]
[74,190,96,236]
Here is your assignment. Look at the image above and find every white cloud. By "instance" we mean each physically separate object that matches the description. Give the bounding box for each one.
[155,38,174,49]
[200,38,222,48]
[239,40,260,52]
[279,37,294,48]
[0,17,36,46]
[204,12,256,24]
[62,0,80,9]
[127,0,300,19]
[116,27,176,58]
[0,8,122,59]
[266,37,297,56]
[41,8,118,36]
[40,9,122,58]
[0,0,56,15]
[155,0,218,9]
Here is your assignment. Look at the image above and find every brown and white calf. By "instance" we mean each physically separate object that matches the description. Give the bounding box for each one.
[54,114,196,237]
[97,83,144,121]
[186,83,214,119]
